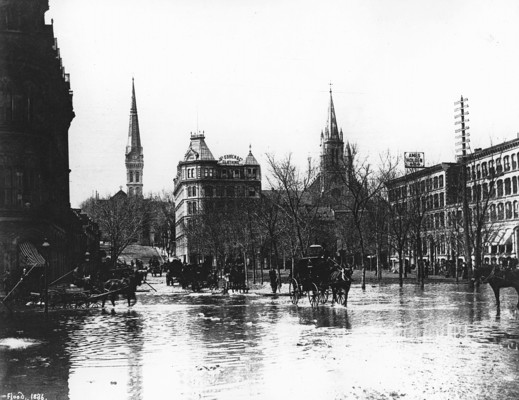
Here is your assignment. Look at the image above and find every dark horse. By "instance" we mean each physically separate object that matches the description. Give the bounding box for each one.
[326,260,353,307]
[101,271,144,307]
[473,264,519,315]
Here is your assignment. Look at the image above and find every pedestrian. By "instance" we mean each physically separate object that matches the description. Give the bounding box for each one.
[269,267,278,293]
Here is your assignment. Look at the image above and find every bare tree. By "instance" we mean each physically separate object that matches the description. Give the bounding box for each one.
[80,194,151,265]
[265,153,321,258]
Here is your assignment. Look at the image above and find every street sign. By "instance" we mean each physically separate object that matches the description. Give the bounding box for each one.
[455,126,470,133]
[404,152,425,168]
[454,105,469,111]
[455,119,470,125]
[455,140,471,145]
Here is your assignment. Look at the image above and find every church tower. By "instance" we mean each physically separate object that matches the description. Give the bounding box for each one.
[125,79,144,196]
[320,87,347,196]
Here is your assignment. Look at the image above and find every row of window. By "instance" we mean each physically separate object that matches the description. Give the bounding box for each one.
[187,185,257,198]
[394,192,445,213]
[128,171,140,183]
[389,174,445,201]
[467,153,519,181]
[468,176,519,201]
[184,167,258,180]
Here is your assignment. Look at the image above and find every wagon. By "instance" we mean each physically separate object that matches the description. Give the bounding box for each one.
[289,245,352,307]
[28,282,106,309]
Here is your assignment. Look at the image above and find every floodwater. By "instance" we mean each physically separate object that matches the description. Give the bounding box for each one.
[1,280,519,400]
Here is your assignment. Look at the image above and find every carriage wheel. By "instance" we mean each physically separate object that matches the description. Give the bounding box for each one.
[319,289,330,304]
[308,283,319,308]
[289,278,300,305]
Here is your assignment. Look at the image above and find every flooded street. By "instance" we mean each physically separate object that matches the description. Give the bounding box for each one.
[1,280,519,400]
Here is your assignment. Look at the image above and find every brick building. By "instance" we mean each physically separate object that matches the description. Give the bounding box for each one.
[173,131,261,262]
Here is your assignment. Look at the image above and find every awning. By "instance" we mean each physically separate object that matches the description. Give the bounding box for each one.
[19,242,46,267]
[493,228,513,245]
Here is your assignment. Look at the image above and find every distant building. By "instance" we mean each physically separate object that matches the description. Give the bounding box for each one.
[173,131,261,262]
[125,79,144,197]
[386,136,519,270]
[0,0,97,284]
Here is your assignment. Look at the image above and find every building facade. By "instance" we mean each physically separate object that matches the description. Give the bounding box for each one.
[173,131,261,263]
[0,0,95,285]
[386,137,519,270]
[125,79,144,197]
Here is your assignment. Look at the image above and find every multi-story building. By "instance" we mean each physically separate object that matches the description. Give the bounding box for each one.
[0,0,96,284]
[464,137,519,265]
[386,163,461,270]
[386,136,519,270]
[173,131,261,263]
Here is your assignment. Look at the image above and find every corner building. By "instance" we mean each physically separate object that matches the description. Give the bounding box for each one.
[173,132,261,263]
[0,0,94,284]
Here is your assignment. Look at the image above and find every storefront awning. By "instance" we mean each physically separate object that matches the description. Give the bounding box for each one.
[19,242,46,267]
[493,228,514,245]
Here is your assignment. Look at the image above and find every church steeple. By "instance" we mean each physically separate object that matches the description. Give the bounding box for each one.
[320,85,346,194]
[125,78,144,197]
[326,86,341,141]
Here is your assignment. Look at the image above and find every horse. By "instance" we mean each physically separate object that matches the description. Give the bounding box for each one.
[473,264,519,316]
[101,271,144,307]
[327,260,353,307]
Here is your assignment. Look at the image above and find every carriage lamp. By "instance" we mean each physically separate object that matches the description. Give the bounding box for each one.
[41,238,50,316]
[85,251,90,262]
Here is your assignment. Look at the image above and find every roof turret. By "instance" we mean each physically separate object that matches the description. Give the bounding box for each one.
[244,145,259,165]
[184,131,215,161]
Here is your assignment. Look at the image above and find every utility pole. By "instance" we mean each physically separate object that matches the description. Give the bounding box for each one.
[454,96,472,279]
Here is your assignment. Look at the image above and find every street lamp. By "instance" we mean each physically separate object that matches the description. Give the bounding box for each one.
[41,238,50,316]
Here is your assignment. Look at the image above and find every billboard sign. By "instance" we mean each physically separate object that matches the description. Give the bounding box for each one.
[404,152,424,168]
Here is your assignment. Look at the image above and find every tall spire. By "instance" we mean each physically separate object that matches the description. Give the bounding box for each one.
[125,78,144,197]
[326,85,340,140]
[127,77,142,154]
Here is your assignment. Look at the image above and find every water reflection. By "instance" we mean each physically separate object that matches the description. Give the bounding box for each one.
[1,283,519,399]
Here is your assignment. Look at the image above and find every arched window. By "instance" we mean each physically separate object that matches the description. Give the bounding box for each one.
[439,175,444,187]
[513,177,518,194]
[129,187,134,196]
[496,158,503,174]
[490,204,497,221]
[506,202,512,219]
[497,203,504,220]
[505,178,511,195]
[497,180,503,197]
[514,201,518,218]
[433,177,438,189]
[129,172,133,182]
[135,172,139,183]
[504,156,511,171]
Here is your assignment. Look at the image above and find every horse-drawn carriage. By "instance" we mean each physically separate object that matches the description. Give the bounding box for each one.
[289,245,352,307]
[21,267,145,309]
[178,262,218,292]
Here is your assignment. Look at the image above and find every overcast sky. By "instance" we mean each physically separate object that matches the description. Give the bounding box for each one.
[46,0,519,207]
